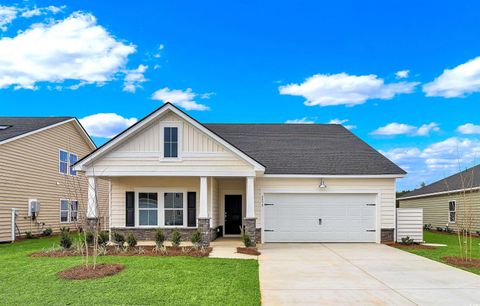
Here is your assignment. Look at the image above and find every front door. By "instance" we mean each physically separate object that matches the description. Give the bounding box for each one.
[224,195,242,235]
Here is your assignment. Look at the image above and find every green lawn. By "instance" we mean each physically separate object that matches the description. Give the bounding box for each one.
[398,231,480,275]
[0,237,260,306]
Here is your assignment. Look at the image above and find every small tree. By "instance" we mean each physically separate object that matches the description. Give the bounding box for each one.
[60,229,72,249]
[190,230,201,248]
[240,226,253,247]
[127,232,137,248]
[155,229,165,248]
[113,232,125,247]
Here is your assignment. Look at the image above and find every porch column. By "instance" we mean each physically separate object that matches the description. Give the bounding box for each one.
[244,176,257,246]
[198,176,211,246]
[87,176,98,219]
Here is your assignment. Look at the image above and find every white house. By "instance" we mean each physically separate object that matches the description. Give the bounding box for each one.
[73,103,405,245]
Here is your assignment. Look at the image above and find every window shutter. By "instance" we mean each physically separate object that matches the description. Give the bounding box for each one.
[126,192,135,227]
[187,192,196,227]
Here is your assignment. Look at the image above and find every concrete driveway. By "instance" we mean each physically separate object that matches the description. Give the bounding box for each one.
[259,243,480,305]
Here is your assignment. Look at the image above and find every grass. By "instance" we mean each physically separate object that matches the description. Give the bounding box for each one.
[397,231,480,275]
[0,237,260,306]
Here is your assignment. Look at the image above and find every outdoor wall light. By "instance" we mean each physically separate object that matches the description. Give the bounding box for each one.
[319,178,327,189]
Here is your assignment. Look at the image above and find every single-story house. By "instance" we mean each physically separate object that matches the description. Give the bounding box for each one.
[398,165,479,232]
[73,103,406,245]
[0,117,108,242]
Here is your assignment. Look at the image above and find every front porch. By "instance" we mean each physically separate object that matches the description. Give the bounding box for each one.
[89,176,259,246]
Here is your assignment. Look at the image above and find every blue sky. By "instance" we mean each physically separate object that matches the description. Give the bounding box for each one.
[1,1,480,190]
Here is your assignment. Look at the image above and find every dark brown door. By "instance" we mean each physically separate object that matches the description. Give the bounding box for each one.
[225,195,242,235]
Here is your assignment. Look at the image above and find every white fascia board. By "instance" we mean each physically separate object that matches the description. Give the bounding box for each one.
[75,103,265,172]
[0,118,76,146]
[261,174,405,179]
[398,186,480,200]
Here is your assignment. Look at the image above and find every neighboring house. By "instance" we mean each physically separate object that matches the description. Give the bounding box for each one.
[0,117,108,242]
[74,103,405,245]
[398,165,480,232]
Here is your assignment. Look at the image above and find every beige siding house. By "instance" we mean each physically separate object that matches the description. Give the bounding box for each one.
[74,103,405,245]
[398,166,480,232]
[0,117,108,242]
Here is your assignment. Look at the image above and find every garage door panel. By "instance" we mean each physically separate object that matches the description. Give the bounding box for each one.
[264,193,376,242]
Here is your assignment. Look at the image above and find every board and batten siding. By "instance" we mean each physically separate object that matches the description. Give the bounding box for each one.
[396,208,423,242]
[0,122,108,242]
[254,177,397,229]
[399,191,480,232]
[87,111,255,177]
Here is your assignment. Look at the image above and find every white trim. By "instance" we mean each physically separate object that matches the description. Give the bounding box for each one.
[159,121,183,160]
[262,174,405,179]
[448,200,456,224]
[0,118,96,149]
[398,186,480,200]
[260,189,382,244]
[108,179,112,241]
[60,198,78,224]
[84,170,257,177]
[74,104,265,171]
[221,190,245,237]
[59,149,69,175]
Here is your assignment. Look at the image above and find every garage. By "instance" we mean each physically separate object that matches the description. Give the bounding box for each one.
[263,193,377,242]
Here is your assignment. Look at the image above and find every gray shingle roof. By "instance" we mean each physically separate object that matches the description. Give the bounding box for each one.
[399,164,480,199]
[205,124,406,175]
[0,117,73,143]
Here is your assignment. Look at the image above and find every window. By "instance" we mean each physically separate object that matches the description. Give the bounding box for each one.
[59,150,68,174]
[163,127,178,158]
[60,199,78,223]
[139,193,158,226]
[69,153,78,176]
[60,199,69,223]
[70,200,78,222]
[449,200,456,223]
[164,192,184,226]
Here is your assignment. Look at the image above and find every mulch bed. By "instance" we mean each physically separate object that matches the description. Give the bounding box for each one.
[237,247,261,256]
[391,243,435,250]
[442,256,480,269]
[57,264,124,280]
[31,246,212,258]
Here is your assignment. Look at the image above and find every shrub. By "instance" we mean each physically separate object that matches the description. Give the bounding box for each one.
[444,226,453,234]
[190,230,201,247]
[155,229,165,248]
[423,224,432,231]
[25,231,34,239]
[171,229,182,247]
[60,226,70,233]
[113,232,125,247]
[85,231,94,245]
[42,227,53,236]
[240,226,253,247]
[98,231,109,247]
[60,229,72,249]
[400,236,415,245]
[127,232,137,248]
[436,227,444,232]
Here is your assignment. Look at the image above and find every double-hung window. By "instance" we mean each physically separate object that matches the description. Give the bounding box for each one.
[139,193,158,226]
[164,192,184,226]
[59,150,69,174]
[69,153,78,176]
[164,127,178,158]
[60,199,69,222]
[70,200,78,222]
[448,200,456,223]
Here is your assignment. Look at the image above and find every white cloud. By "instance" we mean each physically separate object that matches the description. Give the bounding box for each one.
[123,64,148,93]
[279,73,419,107]
[0,5,18,31]
[423,56,480,97]
[80,113,137,138]
[0,12,136,90]
[395,70,410,79]
[328,118,356,130]
[371,122,439,136]
[21,5,64,18]
[381,137,480,190]
[152,87,210,111]
[457,123,480,135]
[285,117,315,124]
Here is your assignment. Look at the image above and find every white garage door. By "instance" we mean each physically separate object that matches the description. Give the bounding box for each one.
[263,193,377,242]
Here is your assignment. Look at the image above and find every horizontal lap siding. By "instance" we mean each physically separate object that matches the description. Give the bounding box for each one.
[396,208,423,242]
[255,178,396,229]
[0,122,108,242]
[399,192,480,232]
